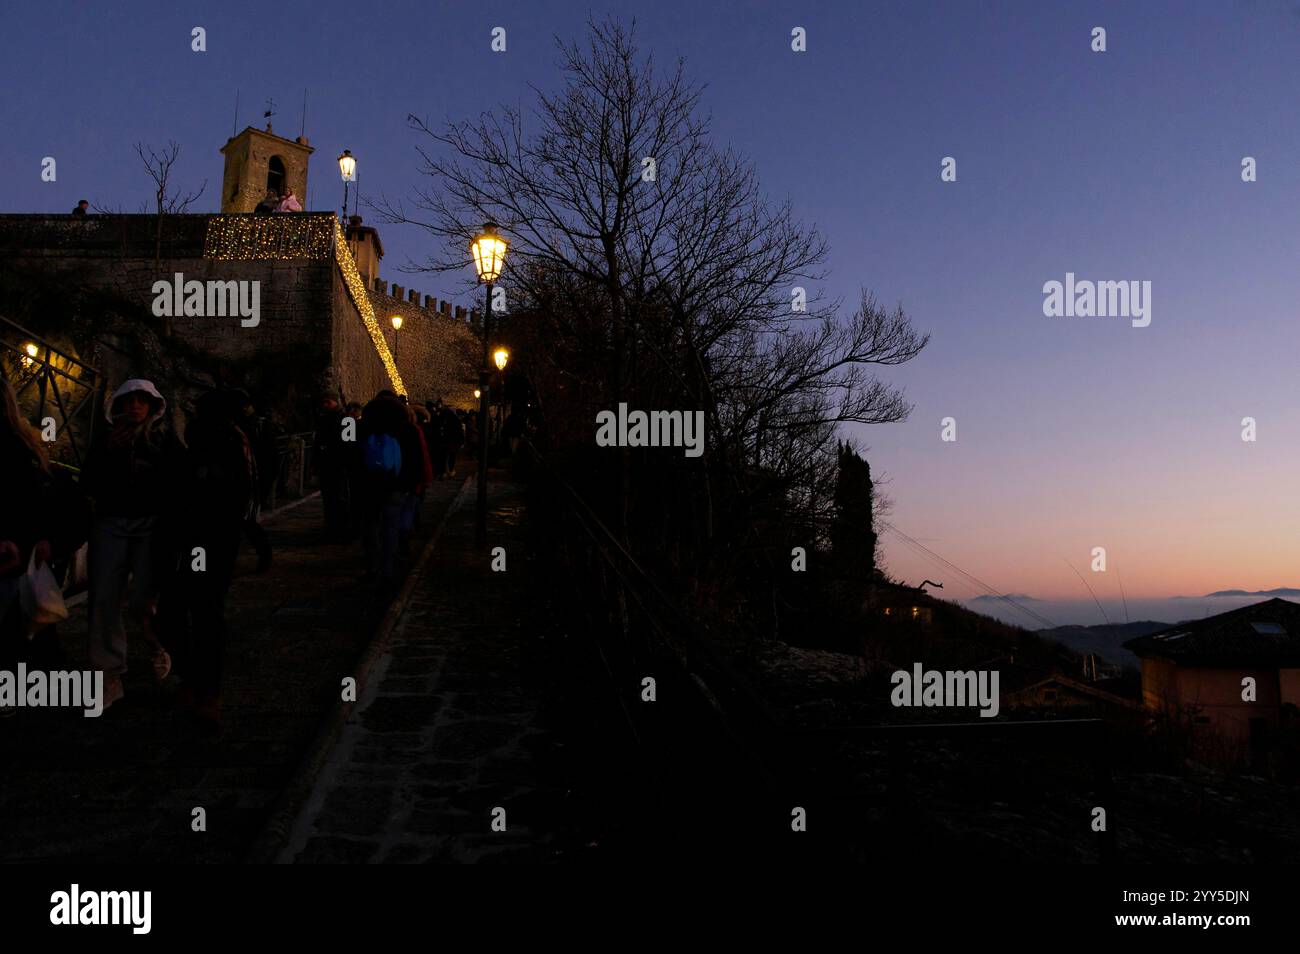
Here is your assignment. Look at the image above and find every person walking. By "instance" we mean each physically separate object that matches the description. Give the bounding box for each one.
[423,401,445,479]
[358,392,407,588]
[154,389,257,732]
[440,406,465,478]
[400,404,433,546]
[462,409,478,461]
[0,377,55,717]
[503,406,526,456]
[314,395,350,541]
[342,402,365,541]
[80,379,181,710]
[232,392,274,572]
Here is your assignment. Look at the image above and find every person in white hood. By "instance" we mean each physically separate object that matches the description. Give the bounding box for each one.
[80,379,182,710]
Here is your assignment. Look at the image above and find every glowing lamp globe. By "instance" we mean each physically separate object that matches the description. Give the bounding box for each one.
[470,222,508,283]
[338,149,356,182]
[493,348,509,371]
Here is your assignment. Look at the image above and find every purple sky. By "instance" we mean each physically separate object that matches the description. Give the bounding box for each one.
[4,0,1298,624]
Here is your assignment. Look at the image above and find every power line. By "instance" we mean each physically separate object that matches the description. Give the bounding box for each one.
[1062,558,1111,626]
[1115,562,1130,624]
[879,520,1058,630]
[884,526,1054,629]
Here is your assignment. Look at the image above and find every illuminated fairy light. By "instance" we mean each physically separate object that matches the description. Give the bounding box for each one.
[203,214,335,260]
[332,221,406,395]
[200,214,406,396]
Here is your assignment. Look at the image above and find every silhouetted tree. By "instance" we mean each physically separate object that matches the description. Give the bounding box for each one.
[134,141,206,266]
[382,17,927,592]
[831,441,877,584]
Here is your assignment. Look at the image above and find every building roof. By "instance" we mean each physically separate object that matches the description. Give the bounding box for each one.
[220,124,314,154]
[1123,598,1300,666]
[1003,674,1141,709]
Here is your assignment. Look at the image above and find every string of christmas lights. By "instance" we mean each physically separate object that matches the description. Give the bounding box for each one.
[199,214,406,396]
[203,214,335,260]
[333,220,407,395]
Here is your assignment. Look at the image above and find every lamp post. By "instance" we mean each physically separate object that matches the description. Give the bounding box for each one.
[338,149,356,220]
[470,222,507,546]
[390,314,402,364]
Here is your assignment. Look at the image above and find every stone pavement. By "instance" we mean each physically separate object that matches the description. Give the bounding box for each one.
[281,479,591,863]
[0,475,468,863]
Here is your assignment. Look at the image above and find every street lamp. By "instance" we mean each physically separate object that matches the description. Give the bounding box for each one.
[470,221,508,545]
[474,389,481,400]
[390,314,402,363]
[338,149,356,219]
[493,348,509,372]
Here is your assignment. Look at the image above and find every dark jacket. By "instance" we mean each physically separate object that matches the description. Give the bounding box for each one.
[0,436,50,580]
[173,413,256,561]
[314,406,346,472]
[440,409,465,448]
[81,424,181,519]
[358,397,409,495]
[397,420,432,493]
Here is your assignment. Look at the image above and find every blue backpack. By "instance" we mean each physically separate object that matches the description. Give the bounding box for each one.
[363,432,402,477]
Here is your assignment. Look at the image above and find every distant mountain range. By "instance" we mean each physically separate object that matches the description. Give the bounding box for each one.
[1184,588,1300,599]
[976,588,1300,604]
[1034,620,1169,668]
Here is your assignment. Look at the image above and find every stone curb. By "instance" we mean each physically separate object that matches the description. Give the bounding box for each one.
[244,475,473,864]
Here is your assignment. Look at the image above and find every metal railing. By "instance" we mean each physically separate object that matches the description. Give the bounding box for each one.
[1,316,104,467]
[265,431,316,511]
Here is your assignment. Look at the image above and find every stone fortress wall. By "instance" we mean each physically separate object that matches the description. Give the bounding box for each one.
[0,212,479,428]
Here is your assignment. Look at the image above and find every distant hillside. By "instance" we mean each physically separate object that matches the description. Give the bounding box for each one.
[1199,588,1300,599]
[1035,620,1169,669]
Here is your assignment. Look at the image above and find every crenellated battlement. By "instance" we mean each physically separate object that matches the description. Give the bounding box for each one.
[366,278,474,325]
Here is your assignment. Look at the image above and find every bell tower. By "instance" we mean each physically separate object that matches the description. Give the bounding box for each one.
[219,123,314,213]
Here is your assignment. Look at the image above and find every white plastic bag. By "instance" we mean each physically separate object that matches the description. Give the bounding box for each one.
[18,551,69,638]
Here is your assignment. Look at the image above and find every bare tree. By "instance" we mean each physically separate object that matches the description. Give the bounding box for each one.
[379,17,928,585]
[134,141,206,266]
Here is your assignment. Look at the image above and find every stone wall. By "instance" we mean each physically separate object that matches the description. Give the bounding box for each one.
[331,267,391,407]
[366,282,479,409]
[0,213,480,428]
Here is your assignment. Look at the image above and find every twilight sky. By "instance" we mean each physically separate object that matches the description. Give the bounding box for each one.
[3,0,1297,624]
